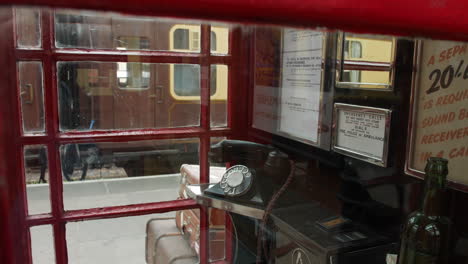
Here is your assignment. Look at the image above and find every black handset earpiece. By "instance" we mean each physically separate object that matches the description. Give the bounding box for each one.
[257,150,291,203]
[208,140,273,167]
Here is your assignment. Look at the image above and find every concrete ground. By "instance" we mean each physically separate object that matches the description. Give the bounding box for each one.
[27,174,187,264]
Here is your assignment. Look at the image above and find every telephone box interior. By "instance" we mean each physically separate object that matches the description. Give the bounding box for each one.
[1,2,468,264]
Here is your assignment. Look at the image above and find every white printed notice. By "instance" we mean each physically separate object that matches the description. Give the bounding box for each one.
[336,110,387,159]
[279,29,323,143]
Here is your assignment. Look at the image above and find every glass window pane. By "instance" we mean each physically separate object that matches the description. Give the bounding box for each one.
[210,65,228,127]
[341,70,390,85]
[117,63,150,89]
[173,64,200,96]
[18,61,45,134]
[55,10,201,52]
[30,225,55,264]
[210,31,217,51]
[61,139,199,210]
[339,34,394,89]
[24,145,50,215]
[57,62,200,131]
[15,8,41,49]
[211,26,229,54]
[67,211,199,264]
[174,29,189,49]
[116,36,150,50]
[343,35,393,63]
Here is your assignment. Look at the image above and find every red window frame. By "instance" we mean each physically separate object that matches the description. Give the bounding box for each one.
[2,1,466,264]
[1,7,248,264]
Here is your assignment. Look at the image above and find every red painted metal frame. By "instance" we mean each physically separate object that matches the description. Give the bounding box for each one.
[6,0,468,263]
[0,8,16,264]
[342,60,391,71]
[2,7,241,264]
[5,0,468,42]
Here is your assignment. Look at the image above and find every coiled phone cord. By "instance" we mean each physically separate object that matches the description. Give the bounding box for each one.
[256,160,295,264]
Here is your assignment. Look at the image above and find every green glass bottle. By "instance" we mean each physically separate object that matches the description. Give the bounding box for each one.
[398,157,452,264]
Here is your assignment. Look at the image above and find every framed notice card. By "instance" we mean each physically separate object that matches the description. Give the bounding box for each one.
[333,103,392,167]
[407,40,468,191]
[278,29,334,150]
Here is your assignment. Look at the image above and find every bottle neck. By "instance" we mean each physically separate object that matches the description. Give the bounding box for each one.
[421,177,446,216]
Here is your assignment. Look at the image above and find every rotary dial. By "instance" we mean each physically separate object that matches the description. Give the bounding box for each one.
[219,165,253,197]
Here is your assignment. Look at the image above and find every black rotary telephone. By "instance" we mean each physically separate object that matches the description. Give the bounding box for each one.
[204,140,292,207]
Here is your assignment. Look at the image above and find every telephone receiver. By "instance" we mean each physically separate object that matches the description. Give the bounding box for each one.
[205,140,291,207]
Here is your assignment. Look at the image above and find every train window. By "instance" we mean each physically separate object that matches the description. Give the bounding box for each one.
[60,139,199,210]
[173,29,190,49]
[170,25,229,53]
[345,40,363,59]
[117,62,151,89]
[18,61,45,134]
[170,25,201,52]
[15,7,41,49]
[336,33,395,90]
[24,145,51,215]
[342,40,363,82]
[173,64,201,96]
[168,25,228,105]
[170,64,228,100]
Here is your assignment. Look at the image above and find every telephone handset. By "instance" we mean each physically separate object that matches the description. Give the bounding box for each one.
[205,140,291,206]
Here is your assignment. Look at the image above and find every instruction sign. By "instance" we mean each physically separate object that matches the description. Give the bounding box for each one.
[409,40,468,186]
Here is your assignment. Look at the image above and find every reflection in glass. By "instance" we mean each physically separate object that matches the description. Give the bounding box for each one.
[31,225,55,264]
[24,145,50,215]
[54,11,201,52]
[117,62,151,89]
[60,139,199,210]
[173,28,190,49]
[173,65,200,96]
[15,8,41,49]
[18,61,45,134]
[210,65,228,127]
[57,61,201,131]
[341,70,390,84]
[338,33,394,89]
[170,25,200,52]
[54,10,230,54]
[343,35,393,63]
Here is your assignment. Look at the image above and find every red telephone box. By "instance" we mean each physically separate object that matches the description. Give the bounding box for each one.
[1,1,468,264]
